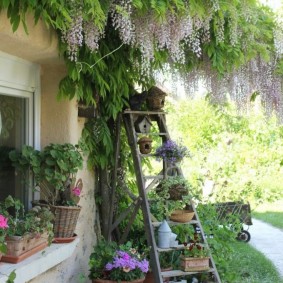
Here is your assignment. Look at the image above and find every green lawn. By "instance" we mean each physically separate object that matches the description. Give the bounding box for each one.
[252,199,283,229]
[223,241,283,283]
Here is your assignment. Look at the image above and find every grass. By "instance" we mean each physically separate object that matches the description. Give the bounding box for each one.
[223,241,283,283]
[252,199,283,229]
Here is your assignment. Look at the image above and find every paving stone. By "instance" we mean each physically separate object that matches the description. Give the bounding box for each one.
[248,218,283,278]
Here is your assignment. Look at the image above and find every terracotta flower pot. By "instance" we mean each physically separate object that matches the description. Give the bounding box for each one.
[144,267,172,283]
[1,232,48,263]
[180,256,210,272]
[93,278,145,283]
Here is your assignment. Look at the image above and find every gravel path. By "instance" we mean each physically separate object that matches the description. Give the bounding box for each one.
[248,218,283,278]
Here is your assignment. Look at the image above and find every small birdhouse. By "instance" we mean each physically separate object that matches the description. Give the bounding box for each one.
[137,137,153,154]
[134,116,152,134]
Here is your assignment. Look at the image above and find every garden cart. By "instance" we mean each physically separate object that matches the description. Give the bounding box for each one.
[214,202,253,242]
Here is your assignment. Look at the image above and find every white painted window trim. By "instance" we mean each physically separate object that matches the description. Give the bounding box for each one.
[0,51,41,149]
[0,238,80,283]
[0,51,41,203]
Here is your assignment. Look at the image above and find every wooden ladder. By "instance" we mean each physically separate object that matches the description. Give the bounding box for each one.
[121,110,221,283]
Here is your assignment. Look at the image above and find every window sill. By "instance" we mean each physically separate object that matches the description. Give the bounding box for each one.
[0,238,80,283]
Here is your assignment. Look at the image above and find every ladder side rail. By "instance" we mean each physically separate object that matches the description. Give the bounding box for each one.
[123,113,163,283]
[192,202,222,283]
[156,114,170,141]
[157,115,221,282]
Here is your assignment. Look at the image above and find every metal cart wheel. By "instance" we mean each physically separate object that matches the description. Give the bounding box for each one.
[237,230,251,242]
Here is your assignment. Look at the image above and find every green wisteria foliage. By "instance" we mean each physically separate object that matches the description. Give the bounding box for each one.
[1,0,282,168]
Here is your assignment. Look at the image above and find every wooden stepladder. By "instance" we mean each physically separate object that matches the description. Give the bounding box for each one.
[112,110,221,283]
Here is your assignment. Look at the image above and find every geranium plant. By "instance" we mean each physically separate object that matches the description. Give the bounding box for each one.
[183,233,209,258]
[0,195,54,243]
[89,239,149,281]
[0,214,8,253]
[155,140,190,163]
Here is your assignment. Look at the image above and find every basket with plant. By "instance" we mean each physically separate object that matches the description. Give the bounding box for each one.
[9,143,83,239]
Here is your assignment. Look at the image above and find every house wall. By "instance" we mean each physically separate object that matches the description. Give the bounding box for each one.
[0,12,97,283]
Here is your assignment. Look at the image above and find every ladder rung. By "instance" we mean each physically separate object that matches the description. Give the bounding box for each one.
[140,153,157,157]
[136,132,168,136]
[161,268,215,277]
[144,175,164,180]
[156,243,207,252]
[124,110,166,115]
[152,220,199,227]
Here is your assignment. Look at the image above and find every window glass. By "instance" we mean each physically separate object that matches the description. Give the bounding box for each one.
[0,91,33,207]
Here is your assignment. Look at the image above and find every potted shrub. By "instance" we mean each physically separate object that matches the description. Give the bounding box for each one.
[155,140,190,164]
[0,195,54,263]
[180,232,210,272]
[89,239,149,283]
[9,143,83,239]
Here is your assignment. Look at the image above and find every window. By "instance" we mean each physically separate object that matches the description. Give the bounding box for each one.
[0,52,40,208]
[0,89,34,207]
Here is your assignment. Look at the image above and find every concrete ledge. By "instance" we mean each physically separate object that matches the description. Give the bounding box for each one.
[0,238,80,283]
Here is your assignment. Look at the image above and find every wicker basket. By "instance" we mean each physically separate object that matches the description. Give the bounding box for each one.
[51,205,81,238]
[169,210,195,223]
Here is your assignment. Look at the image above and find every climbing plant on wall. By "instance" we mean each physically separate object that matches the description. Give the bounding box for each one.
[1,0,283,239]
[1,0,282,169]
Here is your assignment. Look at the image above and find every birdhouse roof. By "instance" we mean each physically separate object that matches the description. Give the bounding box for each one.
[135,116,153,125]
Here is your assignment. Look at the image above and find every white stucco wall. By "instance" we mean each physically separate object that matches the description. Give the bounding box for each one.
[0,12,97,283]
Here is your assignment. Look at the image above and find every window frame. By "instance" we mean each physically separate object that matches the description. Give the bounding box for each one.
[0,51,41,207]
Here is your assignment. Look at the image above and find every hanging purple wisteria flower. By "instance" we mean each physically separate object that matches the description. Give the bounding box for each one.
[155,140,190,163]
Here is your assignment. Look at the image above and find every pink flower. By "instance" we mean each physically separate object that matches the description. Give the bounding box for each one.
[72,187,81,197]
[0,215,8,229]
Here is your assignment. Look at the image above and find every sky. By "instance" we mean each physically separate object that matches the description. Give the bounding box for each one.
[260,0,282,10]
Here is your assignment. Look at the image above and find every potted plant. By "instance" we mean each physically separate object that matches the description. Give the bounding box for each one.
[144,251,177,283]
[180,232,210,272]
[156,176,191,201]
[155,140,190,164]
[0,195,54,263]
[148,190,185,222]
[9,143,83,239]
[89,239,149,283]
[150,177,194,223]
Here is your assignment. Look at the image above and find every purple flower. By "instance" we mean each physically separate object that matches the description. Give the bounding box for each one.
[155,140,190,163]
[104,248,149,280]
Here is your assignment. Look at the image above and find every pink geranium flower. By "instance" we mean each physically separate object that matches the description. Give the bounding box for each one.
[0,214,8,229]
[72,187,81,197]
